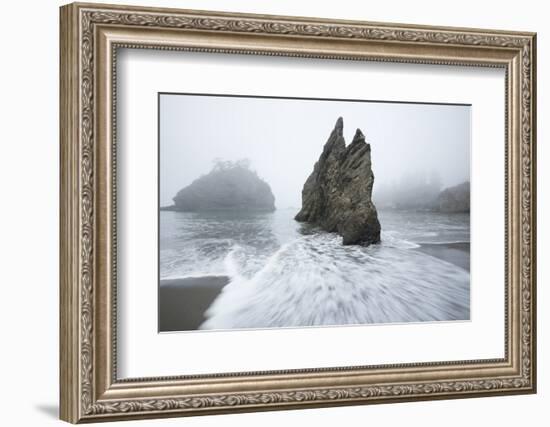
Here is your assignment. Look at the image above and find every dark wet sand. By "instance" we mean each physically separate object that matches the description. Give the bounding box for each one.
[159,276,229,332]
[415,242,470,272]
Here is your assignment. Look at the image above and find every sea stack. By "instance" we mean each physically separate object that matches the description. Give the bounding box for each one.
[165,160,276,212]
[295,117,381,246]
[437,181,470,213]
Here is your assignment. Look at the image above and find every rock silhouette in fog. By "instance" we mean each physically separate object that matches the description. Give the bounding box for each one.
[295,117,381,246]
[374,170,443,210]
[164,159,276,212]
[437,181,470,213]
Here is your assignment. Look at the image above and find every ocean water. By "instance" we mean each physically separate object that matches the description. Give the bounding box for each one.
[160,208,470,329]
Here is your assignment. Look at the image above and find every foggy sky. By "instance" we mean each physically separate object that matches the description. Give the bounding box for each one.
[160,94,470,209]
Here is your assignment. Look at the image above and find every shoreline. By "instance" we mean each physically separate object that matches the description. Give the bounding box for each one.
[414,241,470,272]
[159,242,470,332]
[159,276,229,332]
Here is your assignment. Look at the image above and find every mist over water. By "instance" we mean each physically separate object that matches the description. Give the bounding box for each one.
[160,95,470,209]
[160,209,470,329]
[159,94,471,330]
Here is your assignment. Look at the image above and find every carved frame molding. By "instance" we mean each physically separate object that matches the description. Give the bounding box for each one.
[60,2,536,423]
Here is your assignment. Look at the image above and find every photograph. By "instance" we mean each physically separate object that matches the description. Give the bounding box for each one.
[158,93,471,332]
[57,3,536,422]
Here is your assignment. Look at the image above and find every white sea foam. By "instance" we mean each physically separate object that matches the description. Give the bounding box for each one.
[201,233,469,330]
[159,209,470,329]
[380,231,420,249]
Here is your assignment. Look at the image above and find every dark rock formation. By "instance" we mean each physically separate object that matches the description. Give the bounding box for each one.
[437,181,470,213]
[295,117,381,246]
[165,160,275,212]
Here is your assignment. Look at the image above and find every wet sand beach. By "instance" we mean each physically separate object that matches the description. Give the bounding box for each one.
[159,276,229,332]
[415,242,470,272]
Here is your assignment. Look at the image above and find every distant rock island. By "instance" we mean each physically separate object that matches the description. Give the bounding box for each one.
[437,181,470,213]
[163,159,275,212]
[295,117,381,246]
[374,174,470,213]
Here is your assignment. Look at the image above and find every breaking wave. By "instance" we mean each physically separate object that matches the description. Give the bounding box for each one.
[201,233,469,330]
[160,209,470,330]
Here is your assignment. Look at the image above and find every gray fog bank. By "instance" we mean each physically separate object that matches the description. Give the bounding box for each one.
[160,94,470,209]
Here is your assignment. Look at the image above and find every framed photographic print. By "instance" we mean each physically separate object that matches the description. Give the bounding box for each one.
[59,2,537,423]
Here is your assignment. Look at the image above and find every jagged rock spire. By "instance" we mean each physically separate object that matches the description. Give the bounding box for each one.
[352,128,365,143]
[334,116,344,134]
[295,117,380,246]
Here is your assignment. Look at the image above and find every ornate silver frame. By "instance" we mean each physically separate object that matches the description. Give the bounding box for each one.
[60,2,537,423]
